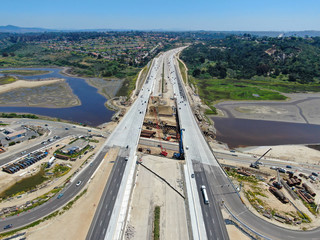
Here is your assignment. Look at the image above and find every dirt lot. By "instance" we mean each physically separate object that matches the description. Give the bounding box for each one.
[226,225,251,240]
[125,155,189,240]
[214,92,320,125]
[220,209,252,240]
[238,145,320,166]
[25,147,119,240]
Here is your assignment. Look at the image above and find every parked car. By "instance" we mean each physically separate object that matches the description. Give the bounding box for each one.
[309,175,317,181]
[278,168,286,173]
[4,224,12,229]
[286,165,292,169]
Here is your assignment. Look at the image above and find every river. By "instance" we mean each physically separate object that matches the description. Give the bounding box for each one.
[0,68,114,126]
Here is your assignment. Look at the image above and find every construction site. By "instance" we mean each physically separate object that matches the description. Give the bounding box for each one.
[220,148,320,231]
[138,95,182,158]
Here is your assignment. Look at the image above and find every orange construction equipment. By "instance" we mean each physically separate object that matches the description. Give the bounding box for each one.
[151,96,168,157]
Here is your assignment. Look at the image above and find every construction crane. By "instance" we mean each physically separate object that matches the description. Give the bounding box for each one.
[273,168,283,189]
[152,97,168,157]
[173,129,185,160]
[250,148,272,169]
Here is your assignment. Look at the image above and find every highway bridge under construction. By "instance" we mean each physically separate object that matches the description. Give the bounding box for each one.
[1,47,320,240]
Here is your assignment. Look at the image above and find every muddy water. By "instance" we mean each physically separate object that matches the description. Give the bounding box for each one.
[212,117,320,148]
[0,68,114,126]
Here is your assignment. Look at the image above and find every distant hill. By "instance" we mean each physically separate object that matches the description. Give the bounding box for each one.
[0,25,133,33]
[1,25,320,37]
[204,31,320,37]
[0,25,55,33]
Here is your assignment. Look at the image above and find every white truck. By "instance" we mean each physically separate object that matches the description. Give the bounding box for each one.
[201,185,209,204]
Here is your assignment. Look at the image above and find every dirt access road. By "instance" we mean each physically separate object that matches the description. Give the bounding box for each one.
[215,93,320,125]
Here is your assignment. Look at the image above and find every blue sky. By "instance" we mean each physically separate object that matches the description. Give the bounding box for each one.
[1,0,319,31]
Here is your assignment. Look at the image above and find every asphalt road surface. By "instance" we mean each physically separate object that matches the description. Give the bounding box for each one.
[167,50,229,239]
[138,137,179,151]
[86,153,127,240]
[193,161,229,240]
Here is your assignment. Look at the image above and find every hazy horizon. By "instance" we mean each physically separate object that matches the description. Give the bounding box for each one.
[1,0,320,31]
[2,24,320,33]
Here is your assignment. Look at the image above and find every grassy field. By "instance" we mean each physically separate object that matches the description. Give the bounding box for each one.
[196,78,287,102]
[0,167,47,199]
[178,59,187,83]
[190,75,320,104]
[52,164,71,178]
[0,76,17,85]
[153,206,160,240]
[116,72,139,97]
[0,69,50,76]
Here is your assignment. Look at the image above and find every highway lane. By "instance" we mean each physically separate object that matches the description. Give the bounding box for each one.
[194,161,229,240]
[86,153,127,240]
[168,51,228,239]
[0,145,109,231]
[90,53,165,239]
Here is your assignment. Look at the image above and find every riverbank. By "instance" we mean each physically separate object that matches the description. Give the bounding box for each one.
[61,66,123,103]
[0,70,52,76]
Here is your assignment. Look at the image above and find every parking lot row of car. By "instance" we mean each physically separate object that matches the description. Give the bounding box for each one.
[2,151,48,174]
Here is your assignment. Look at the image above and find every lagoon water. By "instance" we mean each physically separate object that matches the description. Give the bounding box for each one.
[1,68,320,147]
[0,68,114,126]
[212,117,320,148]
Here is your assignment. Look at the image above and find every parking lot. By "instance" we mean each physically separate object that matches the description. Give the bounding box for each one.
[0,125,39,147]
